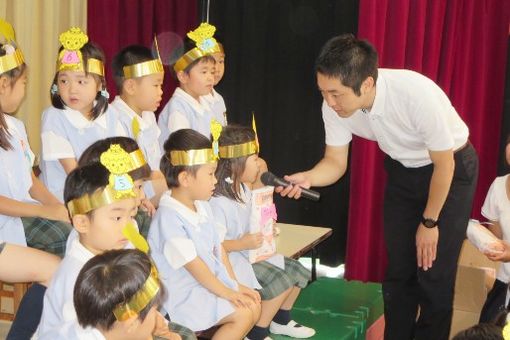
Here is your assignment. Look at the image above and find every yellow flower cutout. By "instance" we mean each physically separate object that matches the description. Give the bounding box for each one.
[0,19,16,43]
[187,23,218,53]
[59,27,88,51]
[57,27,89,72]
[210,119,223,159]
[99,144,136,199]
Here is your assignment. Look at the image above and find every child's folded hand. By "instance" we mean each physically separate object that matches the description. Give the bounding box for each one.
[153,312,182,340]
[42,203,71,223]
[240,232,264,250]
[140,198,156,217]
[239,284,261,303]
[226,289,257,308]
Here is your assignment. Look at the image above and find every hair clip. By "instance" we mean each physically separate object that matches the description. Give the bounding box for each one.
[50,84,58,95]
[225,177,234,184]
[100,88,109,99]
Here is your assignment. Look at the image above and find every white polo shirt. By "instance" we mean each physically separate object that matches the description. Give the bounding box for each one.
[322,69,469,167]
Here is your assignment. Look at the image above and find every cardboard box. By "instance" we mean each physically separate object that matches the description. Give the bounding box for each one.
[449,240,500,338]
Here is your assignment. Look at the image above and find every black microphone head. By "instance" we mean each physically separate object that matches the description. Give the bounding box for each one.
[260,171,275,186]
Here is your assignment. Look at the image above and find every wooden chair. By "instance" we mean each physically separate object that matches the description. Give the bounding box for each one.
[0,282,30,321]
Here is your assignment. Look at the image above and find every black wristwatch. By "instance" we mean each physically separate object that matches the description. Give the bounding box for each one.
[421,217,438,228]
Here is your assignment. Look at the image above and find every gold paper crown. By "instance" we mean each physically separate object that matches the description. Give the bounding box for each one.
[113,265,160,321]
[218,115,260,159]
[67,145,142,216]
[56,27,104,76]
[123,37,164,78]
[0,19,24,74]
[169,120,222,166]
[173,23,221,72]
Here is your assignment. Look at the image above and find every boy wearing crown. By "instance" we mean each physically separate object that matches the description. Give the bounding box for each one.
[158,23,222,146]
[111,44,167,207]
[37,145,185,339]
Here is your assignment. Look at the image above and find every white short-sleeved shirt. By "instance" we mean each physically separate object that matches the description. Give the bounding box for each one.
[322,69,469,167]
[481,175,510,283]
[40,106,127,201]
[39,321,104,340]
[157,87,214,146]
[38,238,95,336]
[201,88,227,126]
[147,192,237,331]
[111,96,163,171]
[0,115,37,245]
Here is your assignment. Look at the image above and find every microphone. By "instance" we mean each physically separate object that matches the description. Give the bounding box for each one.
[261,171,320,201]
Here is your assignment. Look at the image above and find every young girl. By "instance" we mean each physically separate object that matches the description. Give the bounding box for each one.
[209,125,315,339]
[148,128,261,339]
[0,19,64,338]
[40,27,126,202]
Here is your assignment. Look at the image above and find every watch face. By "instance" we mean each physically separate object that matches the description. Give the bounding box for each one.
[423,218,437,228]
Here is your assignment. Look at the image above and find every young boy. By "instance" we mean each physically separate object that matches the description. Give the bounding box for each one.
[37,145,187,339]
[111,44,167,204]
[202,42,227,126]
[158,22,220,145]
[40,249,173,339]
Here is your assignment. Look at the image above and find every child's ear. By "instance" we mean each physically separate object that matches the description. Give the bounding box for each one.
[0,76,10,94]
[177,170,190,188]
[176,70,188,84]
[123,79,137,96]
[72,214,90,233]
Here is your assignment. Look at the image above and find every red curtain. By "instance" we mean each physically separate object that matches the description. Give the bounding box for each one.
[87,0,197,111]
[345,0,510,282]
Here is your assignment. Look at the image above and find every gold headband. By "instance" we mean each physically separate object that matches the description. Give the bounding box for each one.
[173,23,219,72]
[113,265,160,321]
[219,140,258,159]
[123,59,163,78]
[56,27,104,76]
[0,20,24,74]
[170,149,216,166]
[67,146,144,216]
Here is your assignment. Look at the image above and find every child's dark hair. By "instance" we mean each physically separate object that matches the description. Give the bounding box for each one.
[452,323,503,340]
[78,137,151,181]
[214,125,256,202]
[74,249,165,331]
[51,42,108,119]
[160,129,212,188]
[0,44,26,151]
[63,163,109,216]
[172,39,215,78]
[315,34,378,96]
[112,45,156,94]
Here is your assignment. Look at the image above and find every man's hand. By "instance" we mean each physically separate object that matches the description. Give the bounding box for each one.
[274,172,311,199]
[416,224,439,271]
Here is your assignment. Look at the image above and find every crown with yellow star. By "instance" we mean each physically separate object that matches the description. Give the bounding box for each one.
[56,27,104,76]
[173,22,222,73]
[219,115,260,159]
[0,19,24,74]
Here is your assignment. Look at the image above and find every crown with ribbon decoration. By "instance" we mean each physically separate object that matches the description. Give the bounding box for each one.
[56,27,104,76]
[123,37,164,79]
[218,114,260,159]
[169,120,222,166]
[113,264,160,321]
[67,144,140,217]
[173,22,222,73]
[0,19,24,74]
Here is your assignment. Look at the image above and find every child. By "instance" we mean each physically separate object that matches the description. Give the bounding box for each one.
[40,249,179,340]
[40,27,126,202]
[0,20,72,258]
[202,41,227,126]
[209,125,315,339]
[77,137,153,238]
[111,44,168,204]
[479,135,510,323]
[148,128,261,338]
[158,22,220,145]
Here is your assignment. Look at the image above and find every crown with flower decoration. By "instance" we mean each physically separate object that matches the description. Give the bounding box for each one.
[56,27,104,76]
[0,19,24,74]
[173,22,222,73]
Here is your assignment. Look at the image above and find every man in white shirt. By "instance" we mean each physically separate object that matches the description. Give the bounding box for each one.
[277,34,478,340]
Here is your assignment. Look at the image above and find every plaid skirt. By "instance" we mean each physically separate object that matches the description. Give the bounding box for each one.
[22,217,72,258]
[134,210,152,239]
[253,257,311,300]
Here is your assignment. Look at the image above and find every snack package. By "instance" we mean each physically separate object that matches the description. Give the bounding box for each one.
[248,186,277,263]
